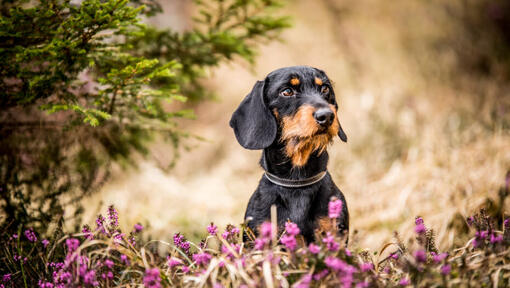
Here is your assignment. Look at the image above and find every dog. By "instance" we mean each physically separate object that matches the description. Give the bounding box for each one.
[230,66,349,243]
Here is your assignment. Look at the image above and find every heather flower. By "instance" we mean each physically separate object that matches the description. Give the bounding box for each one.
[221,244,240,260]
[107,205,118,228]
[167,256,182,268]
[104,259,114,269]
[490,233,503,244]
[328,197,343,218]
[322,232,339,251]
[285,222,300,236]
[83,270,98,286]
[325,256,346,272]
[357,281,370,288]
[143,268,161,288]
[415,223,426,234]
[431,252,448,263]
[390,252,399,260]
[2,274,11,282]
[24,228,37,242]
[82,225,94,240]
[113,232,124,244]
[180,241,190,253]
[504,218,510,228]
[96,215,106,234]
[313,269,329,280]
[121,254,130,266]
[65,238,80,252]
[280,234,297,251]
[260,221,274,238]
[345,248,352,257]
[414,249,427,263]
[467,216,474,226]
[12,233,18,239]
[254,238,269,250]
[295,273,312,288]
[193,252,212,266]
[440,264,451,275]
[415,217,424,225]
[42,239,50,248]
[360,262,374,272]
[181,265,190,273]
[134,223,143,232]
[308,243,320,254]
[207,223,217,235]
[399,278,410,286]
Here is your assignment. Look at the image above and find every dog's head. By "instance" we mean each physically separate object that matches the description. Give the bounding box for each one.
[230,66,347,166]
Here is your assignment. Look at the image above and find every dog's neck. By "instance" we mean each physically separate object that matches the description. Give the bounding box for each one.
[260,142,329,180]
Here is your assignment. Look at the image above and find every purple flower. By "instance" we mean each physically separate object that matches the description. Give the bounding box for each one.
[431,252,448,263]
[308,243,320,254]
[83,270,98,286]
[107,205,118,228]
[82,225,94,240]
[254,238,269,250]
[280,234,297,251]
[65,238,80,252]
[134,223,143,233]
[24,229,37,242]
[285,222,300,236]
[313,269,329,280]
[42,239,50,248]
[325,256,346,272]
[207,223,217,235]
[322,232,339,251]
[415,223,426,234]
[414,249,426,263]
[490,233,503,244]
[121,254,130,265]
[12,234,18,239]
[180,241,190,253]
[360,262,374,272]
[345,248,352,257]
[3,274,11,282]
[415,217,424,225]
[440,264,451,275]
[467,216,474,226]
[104,259,114,269]
[167,256,182,268]
[260,222,274,238]
[193,252,212,266]
[143,268,161,288]
[96,215,106,234]
[504,218,510,228]
[328,197,343,218]
[399,277,410,286]
[390,252,399,260]
[295,273,312,288]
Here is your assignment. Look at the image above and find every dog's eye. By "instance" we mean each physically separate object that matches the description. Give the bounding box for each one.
[280,88,294,97]
[321,86,330,95]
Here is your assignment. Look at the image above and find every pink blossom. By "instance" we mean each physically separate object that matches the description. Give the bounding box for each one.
[490,233,503,244]
[193,252,212,266]
[414,249,427,263]
[295,273,312,288]
[143,268,161,288]
[254,238,269,250]
[42,239,50,248]
[415,223,426,234]
[280,234,297,251]
[308,243,320,254]
[207,223,218,235]
[431,252,448,263]
[167,256,182,268]
[24,229,37,242]
[322,232,339,251]
[440,264,451,275]
[104,259,114,269]
[390,252,399,260]
[121,254,130,265]
[399,278,410,286]
[134,223,143,232]
[360,262,374,272]
[285,222,300,236]
[328,197,343,218]
[65,238,80,252]
[260,222,274,238]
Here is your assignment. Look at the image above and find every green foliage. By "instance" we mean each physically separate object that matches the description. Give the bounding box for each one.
[0,0,289,234]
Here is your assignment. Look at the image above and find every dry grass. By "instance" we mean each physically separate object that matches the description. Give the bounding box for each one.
[82,0,510,251]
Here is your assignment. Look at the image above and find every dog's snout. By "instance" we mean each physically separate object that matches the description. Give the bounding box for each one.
[313,108,334,127]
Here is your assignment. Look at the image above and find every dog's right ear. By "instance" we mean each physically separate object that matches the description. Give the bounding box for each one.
[230,80,277,150]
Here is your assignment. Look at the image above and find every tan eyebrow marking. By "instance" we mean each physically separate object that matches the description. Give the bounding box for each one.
[290,78,300,86]
[315,77,323,86]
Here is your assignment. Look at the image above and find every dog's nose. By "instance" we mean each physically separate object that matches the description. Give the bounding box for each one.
[314,108,334,127]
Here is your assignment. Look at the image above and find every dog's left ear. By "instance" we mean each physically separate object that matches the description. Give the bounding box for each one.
[230,80,277,150]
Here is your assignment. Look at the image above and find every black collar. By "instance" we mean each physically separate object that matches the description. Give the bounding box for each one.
[263,170,327,188]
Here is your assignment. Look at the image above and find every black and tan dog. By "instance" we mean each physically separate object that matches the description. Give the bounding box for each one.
[230,66,349,242]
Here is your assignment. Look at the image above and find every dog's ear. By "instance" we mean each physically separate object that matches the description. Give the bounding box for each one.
[337,119,347,142]
[230,80,277,150]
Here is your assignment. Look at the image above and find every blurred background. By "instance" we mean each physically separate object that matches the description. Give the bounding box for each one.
[81,0,510,250]
[2,0,509,252]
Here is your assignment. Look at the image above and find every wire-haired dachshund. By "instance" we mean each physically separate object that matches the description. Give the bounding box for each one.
[230,66,349,243]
